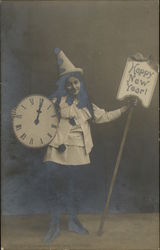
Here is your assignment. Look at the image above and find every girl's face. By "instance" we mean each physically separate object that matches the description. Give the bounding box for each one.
[65,76,81,96]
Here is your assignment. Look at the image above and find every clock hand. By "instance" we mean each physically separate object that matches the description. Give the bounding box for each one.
[34,99,44,125]
[34,115,40,125]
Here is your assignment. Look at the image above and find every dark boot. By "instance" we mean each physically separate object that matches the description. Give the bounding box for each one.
[68,215,89,235]
[44,216,60,243]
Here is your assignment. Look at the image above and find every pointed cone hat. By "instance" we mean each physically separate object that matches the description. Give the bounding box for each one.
[54,48,83,77]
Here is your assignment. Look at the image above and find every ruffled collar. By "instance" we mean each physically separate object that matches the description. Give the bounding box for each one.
[59,96,91,122]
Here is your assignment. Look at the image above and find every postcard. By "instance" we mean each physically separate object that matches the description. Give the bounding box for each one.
[1,1,159,249]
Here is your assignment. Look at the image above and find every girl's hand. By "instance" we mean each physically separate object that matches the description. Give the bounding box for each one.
[120,96,138,114]
[127,96,138,107]
[120,105,129,114]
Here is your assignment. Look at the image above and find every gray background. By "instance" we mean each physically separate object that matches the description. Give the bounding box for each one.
[1,1,159,215]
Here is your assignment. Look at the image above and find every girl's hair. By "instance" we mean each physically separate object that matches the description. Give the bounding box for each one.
[49,72,94,120]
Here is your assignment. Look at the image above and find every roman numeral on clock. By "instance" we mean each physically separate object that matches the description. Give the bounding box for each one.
[29,138,33,145]
[29,98,34,105]
[39,98,44,106]
[20,133,27,140]
[47,104,52,110]
[16,124,22,131]
[40,138,43,144]
[47,133,52,138]
[21,105,26,109]
[15,115,22,119]
[51,124,57,128]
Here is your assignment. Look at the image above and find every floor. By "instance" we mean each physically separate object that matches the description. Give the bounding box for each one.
[1,213,159,250]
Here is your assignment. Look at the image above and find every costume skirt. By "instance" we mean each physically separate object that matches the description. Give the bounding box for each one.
[44,145,90,165]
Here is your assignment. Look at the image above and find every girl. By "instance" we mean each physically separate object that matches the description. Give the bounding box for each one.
[43,48,129,242]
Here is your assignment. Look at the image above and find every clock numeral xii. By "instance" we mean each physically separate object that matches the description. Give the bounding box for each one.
[39,98,44,106]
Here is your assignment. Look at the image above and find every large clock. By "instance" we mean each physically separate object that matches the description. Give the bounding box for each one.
[12,95,58,148]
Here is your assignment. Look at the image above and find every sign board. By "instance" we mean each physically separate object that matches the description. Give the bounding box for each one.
[117,57,158,107]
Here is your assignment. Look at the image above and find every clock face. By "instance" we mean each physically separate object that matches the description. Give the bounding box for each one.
[13,95,58,148]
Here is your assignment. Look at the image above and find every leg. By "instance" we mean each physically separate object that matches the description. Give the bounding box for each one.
[67,166,89,235]
[44,162,66,242]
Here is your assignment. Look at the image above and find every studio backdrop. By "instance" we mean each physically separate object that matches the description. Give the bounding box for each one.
[1,1,159,215]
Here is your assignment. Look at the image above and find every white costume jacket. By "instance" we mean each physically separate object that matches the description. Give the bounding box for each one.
[44,96,122,165]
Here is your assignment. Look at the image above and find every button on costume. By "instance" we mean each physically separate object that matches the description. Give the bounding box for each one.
[44,48,126,242]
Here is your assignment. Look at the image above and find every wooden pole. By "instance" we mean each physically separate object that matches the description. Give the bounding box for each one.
[97,105,135,236]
